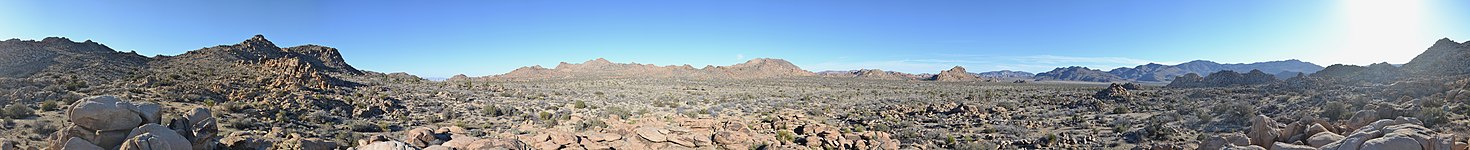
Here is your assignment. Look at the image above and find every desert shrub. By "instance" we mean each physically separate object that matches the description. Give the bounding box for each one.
[40,100,58,111]
[347,120,383,132]
[1112,106,1131,114]
[997,100,1020,111]
[32,124,58,135]
[1212,101,1257,124]
[576,119,607,131]
[604,107,633,119]
[377,122,393,132]
[954,141,999,150]
[776,130,796,142]
[482,104,518,117]
[334,132,365,147]
[1322,102,1348,121]
[573,100,587,109]
[538,111,554,121]
[1044,133,1059,146]
[2,104,35,119]
[1419,107,1450,128]
[872,123,892,132]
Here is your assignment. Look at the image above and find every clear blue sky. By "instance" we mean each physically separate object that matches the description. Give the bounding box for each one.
[3,0,1468,77]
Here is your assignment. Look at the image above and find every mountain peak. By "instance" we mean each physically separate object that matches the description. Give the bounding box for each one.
[586,58,612,64]
[1434,38,1459,46]
[241,34,277,48]
[948,66,967,72]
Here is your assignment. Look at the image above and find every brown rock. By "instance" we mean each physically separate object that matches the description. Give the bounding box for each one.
[67,95,145,148]
[1361,136,1422,150]
[1246,115,1278,148]
[1270,142,1315,150]
[119,124,192,150]
[63,137,105,150]
[1308,132,1345,148]
[463,138,532,150]
[403,127,436,148]
[636,127,668,142]
[357,141,415,150]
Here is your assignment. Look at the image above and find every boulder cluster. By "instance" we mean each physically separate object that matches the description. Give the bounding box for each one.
[43,95,218,150]
[1201,115,1468,150]
[1093,83,1136,100]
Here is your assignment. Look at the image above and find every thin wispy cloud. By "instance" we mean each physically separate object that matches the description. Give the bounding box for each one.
[1016,55,1158,66]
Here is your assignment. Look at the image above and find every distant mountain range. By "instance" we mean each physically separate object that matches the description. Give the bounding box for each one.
[455,58,814,81]
[475,57,1327,83]
[1163,38,1470,88]
[1033,59,1324,83]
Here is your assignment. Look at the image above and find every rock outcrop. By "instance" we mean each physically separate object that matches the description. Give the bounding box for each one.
[45,95,220,150]
[930,66,983,81]
[1093,83,1135,100]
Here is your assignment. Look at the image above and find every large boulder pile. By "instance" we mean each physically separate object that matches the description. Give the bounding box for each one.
[1319,117,1467,150]
[43,95,220,150]
[1201,115,1469,150]
[1093,83,1134,100]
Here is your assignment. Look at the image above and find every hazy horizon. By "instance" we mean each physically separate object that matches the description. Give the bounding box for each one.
[4,0,1468,77]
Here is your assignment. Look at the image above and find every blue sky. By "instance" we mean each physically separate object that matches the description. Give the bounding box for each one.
[3,0,1468,77]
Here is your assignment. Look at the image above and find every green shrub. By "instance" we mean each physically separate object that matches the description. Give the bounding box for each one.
[2,104,35,119]
[40,100,58,111]
[1322,102,1348,121]
[1419,107,1450,128]
[538,111,554,121]
[776,130,796,142]
[573,100,587,109]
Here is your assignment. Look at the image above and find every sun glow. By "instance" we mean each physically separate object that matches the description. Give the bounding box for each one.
[1335,0,1436,64]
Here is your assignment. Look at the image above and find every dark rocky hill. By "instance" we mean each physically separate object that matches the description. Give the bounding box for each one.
[1033,66,1125,82]
[0,37,150,82]
[1401,38,1470,75]
[1165,70,1278,88]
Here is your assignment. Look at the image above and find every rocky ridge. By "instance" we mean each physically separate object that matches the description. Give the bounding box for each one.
[1033,66,1126,82]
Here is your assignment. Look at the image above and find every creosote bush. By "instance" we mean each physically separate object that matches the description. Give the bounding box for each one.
[1,104,35,119]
